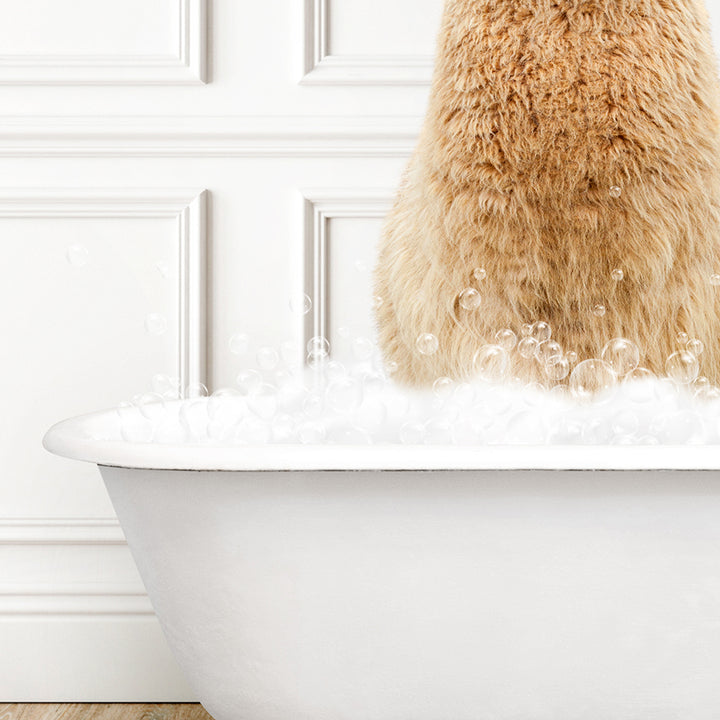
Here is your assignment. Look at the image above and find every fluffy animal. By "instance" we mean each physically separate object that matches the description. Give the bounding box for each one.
[374,0,720,387]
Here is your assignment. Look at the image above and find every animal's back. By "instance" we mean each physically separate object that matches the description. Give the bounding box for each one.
[375,0,720,387]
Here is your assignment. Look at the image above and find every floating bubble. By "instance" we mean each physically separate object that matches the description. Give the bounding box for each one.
[151,374,180,398]
[145,313,168,336]
[372,295,384,310]
[473,345,509,383]
[247,384,278,420]
[66,244,89,267]
[518,337,539,359]
[236,370,263,396]
[326,377,363,414]
[256,346,280,371]
[521,324,533,337]
[458,288,482,310]
[289,294,312,315]
[433,376,454,399]
[495,329,518,352]
[302,394,324,418]
[473,268,487,282]
[352,336,375,361]
[400,421,425,445]
[298,421,327,444]
[566,351,578,364]
[307,336,330,359]
[229,334,251,355]
[569,359,617,400]
[687,338,704,356]
[601,338,640,376]
[676,332,689,345]
[592,304,607,318]
[609,185,622,198]
[416,333,439,356]
[611,269,624,281]
[535,340,562,364]
[385,360,399,375]
[665,351,700,384]
[710,274,720,286]
[136,392,166,421]
[184,382,209,399]
[531,322,552,343]
[325,360,347,382]
[545,355,570,382]
[307,352,329,371]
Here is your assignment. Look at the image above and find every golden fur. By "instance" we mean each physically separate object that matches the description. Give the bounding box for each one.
[374,0,720,387]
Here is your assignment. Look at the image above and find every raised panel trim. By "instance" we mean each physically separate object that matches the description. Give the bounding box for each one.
[302,189,394,359]
[0,116,422,157]
[302,0,434,85]
[0,0,206,85]
[0,518,124,545]
[0,188,208,392]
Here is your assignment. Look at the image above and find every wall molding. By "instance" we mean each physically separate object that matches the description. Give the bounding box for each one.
[0,0,206,85]
[0,116,421,157]
[302,189,394,357]
[302,0,433,85]
[0,517,124,545]
[0,188,208,392]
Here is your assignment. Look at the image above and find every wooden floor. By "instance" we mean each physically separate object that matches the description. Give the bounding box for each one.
[0,706,214,720]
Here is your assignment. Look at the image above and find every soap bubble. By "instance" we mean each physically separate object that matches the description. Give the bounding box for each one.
[307,336,330,359]
[535,340,562,364]
[372,295,384,310]
[609,185,622,198]
[545,355,570,382]
[152,374,180,398]
[416,333,439,356]
[601,338,640,376]
[145,313,168,335]
[307,351,329,371]
[676,332,689,345]
[433,376,454,399]
[385,360,399,375]
[256,346,280,371]
[623,368,657,402]
[592,304,607,318]
[290,294,312,315]
[687,338,704,356]
[521,323,533,337]
[531,322,552,343]
[326,377,363,414]
[566,351,578,364]
[495,329,517,351]
[352,336,375,361]
[424,418,454,445]
[229,333,251,355]
[325,360,347,382]
[298,421,327,444]
[569,359,617,400]
[136,393,166,421]
[303,393,324,418]
[400,421,425,445]
[66,244,89,267]
[710,274,720,286]
[473,268,487,282]
[355,398,388,433]
[247,384,278,420]
[236,369,263,396]
[665,351,700,384]
[518,337,539,359]
[184,382,209,399]
[611,269,624,281]
[473,345,509,383]
[458,288,482,310]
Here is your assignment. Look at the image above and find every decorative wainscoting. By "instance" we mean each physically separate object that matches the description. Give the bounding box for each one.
[302,189,393,356]
[0,0,206,84]
[302,0,435,85]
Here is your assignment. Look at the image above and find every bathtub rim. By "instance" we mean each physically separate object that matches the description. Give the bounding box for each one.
[42,406,720,472]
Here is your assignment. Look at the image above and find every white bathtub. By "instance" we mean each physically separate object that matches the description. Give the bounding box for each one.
[44,408,720,720]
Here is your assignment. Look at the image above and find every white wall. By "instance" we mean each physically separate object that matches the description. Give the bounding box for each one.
[1,0,720,702]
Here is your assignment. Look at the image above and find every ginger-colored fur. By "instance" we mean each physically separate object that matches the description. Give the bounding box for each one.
[375,0,720,386]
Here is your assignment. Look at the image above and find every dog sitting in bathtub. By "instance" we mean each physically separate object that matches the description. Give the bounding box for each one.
[374,0,720,387]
